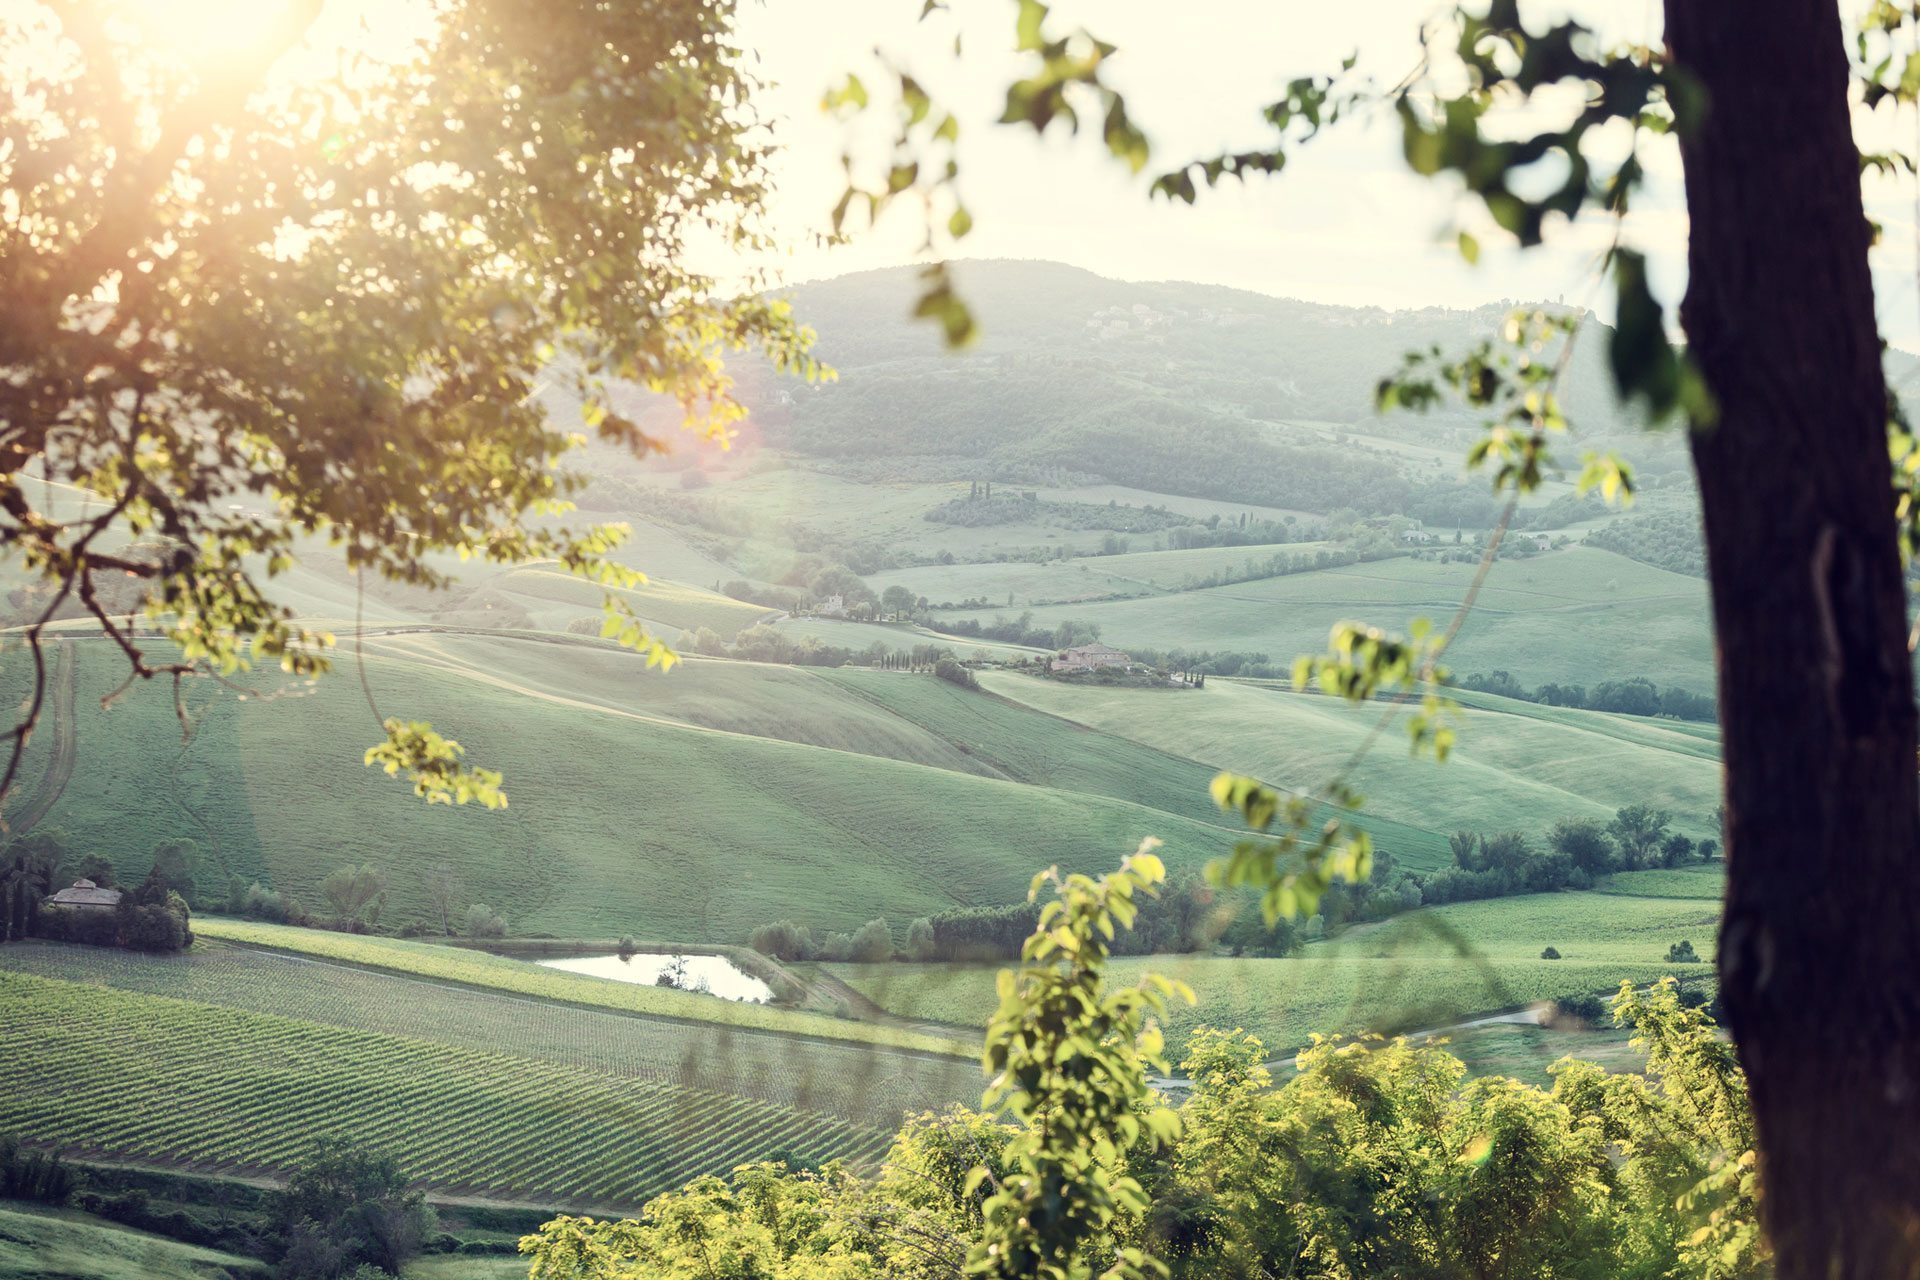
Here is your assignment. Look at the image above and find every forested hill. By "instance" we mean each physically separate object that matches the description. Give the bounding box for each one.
[739,259,1673,514]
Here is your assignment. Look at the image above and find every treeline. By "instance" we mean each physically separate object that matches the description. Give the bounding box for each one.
[1460,670,1716,722]
[924,492,1192,533]
[1329,806,1715,929]
[749,876,1304,966]
[1162,511,1316,548]
[1405,484,1608,533]
[1172,542,1398,592]
[936,612,1103,650]
[222,862,507,941]
[1585,507,1707,576]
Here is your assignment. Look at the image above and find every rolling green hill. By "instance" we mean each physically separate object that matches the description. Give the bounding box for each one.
[978,669,1721,842]
[6,624,1722,943]
[933,545,1716,692]
[7,638,1254,940]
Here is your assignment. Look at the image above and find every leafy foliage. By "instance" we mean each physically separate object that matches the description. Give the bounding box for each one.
[0,0,820,807]
[973,845,1191,1280]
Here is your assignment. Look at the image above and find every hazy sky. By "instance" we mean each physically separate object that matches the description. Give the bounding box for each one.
[732,1,1920,348]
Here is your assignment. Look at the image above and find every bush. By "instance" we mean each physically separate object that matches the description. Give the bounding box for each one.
[278,1140,433,1279]
[0,1135,74,1204]
[748,920,814,962]
[904,917,936,961]
[1552,993,1608,1026]
[848,918,894,963]
[932,655,977,688]
[34,903,119,946]
[1541,946,1561,960]
[465,904,506,939]
[1666,939,1701,964]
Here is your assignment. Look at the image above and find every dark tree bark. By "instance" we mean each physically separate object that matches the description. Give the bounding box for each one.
[1667,3,1920,1275]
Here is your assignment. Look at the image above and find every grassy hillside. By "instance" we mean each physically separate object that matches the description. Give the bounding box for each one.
[825,888,1720,1058]
[0,1200,263,1280]
[813,668,1452,867]
[933,546,1715,692]
[979,671,1721,841]
[9,639,1251,940]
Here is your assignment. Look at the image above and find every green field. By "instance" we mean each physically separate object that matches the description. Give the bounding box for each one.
[0,1200,264,1280]
[866,541,1338,609]
[823,888,1721,1058]
[980,670,1721,842]
[0,945,979,1209]
[6,626,1724,943]
[1596,864,1727,899]
[9,638,1255,940]
[932,546,1715,692]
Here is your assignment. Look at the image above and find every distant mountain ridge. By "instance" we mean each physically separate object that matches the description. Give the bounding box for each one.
[736,260,1680,516]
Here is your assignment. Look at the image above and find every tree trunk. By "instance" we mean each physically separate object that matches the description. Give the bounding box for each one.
[1667,3,1920,1274]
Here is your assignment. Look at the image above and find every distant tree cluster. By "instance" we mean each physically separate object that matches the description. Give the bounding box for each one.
[1162,511,1314,548]
[1460,670,1716,722]
[1405,484,1607,534]
[923,493,1191,533]
[3,833,196,952]
[1585,508,1707,577]
[748,917,896,964]
[750,874,1301,965]
[938,612,1102,650]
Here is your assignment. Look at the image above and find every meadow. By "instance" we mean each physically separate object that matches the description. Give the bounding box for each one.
[980,670,1723,842]
[0,1200,264,1280]
[822,887,1722,1057]
[0,959,956,1210]
[933,545,1716,692]
[8,639,1253,940]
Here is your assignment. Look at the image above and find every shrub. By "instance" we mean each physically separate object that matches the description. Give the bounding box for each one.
[241,881,291,923]
[465,904,506,939]
[1667,939,1701,964]
[904,917,936,961]
[1552,993,1607,1026]
[848,918,894,963]
[1541,946,1561,960]
[748,920,814,962]
[0,1135,74,1204]
[932,655,977,688]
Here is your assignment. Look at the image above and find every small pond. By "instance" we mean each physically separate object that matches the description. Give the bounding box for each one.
[536,952,772,1004]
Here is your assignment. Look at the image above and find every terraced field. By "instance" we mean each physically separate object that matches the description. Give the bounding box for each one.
[0,943,980,1208]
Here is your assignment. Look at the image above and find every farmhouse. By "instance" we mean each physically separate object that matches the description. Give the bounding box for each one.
[816,594,848,618]
[1051,643,1134,673]
[46,879,121,910]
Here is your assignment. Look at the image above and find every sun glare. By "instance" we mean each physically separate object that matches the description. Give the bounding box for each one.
[128,0,432,85]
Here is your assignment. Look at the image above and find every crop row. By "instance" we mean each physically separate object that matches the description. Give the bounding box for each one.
[0,971,894,1207]
[0,941,981,1129]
